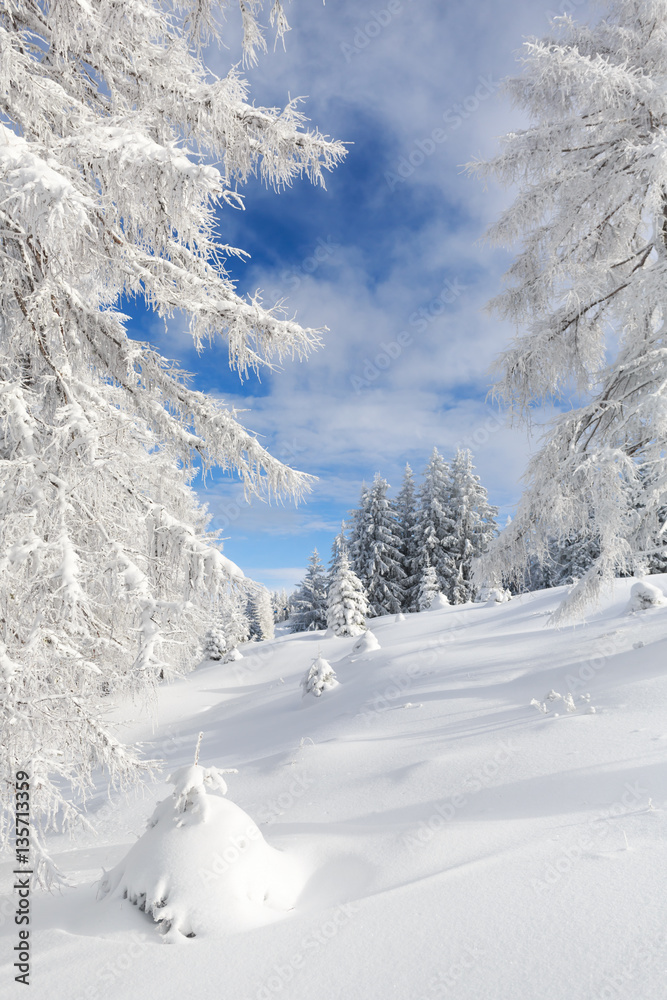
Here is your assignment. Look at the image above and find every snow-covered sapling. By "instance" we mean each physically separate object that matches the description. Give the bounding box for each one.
[351,631,381,655]
[301,655,339,698]
[627,581,666,613]
[100,744,298,940]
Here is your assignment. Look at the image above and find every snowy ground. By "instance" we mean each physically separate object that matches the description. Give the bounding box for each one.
[2,577,667,999]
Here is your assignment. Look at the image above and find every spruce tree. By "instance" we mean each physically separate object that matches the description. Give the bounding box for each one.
[291,550,328,632]
[441,450,498,604]
[349,474,405,617]
[415,448,454,595]
[395,464,420,612]
[417,562,441,611]
[246,585,275,642]
[326,551,369,638]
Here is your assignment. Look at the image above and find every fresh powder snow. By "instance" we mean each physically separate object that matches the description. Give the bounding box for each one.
[2,575,666,999]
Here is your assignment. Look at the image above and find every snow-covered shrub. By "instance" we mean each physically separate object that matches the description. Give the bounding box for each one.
[530,691,594,715]
[429,593,451,611]
[352,630,381,654]
[482,587,512,605]
[223,647,244,664]
[100,761,299,940]
[627,581,666,613]
[301,655,339,698]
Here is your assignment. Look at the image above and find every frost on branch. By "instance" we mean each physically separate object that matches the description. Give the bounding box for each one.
[469,2,667,617]
[0,0,344,873]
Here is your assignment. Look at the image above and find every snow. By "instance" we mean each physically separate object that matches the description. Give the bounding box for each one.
[3,575,667,998]
[627,580,666,612]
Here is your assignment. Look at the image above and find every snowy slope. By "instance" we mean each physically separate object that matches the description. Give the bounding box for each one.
[2,577,667,999]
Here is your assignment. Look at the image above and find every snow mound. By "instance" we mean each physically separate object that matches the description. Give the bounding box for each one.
[394,613,406,622]
[301,654,339,697]
[427,593,450,610]
[223,647,243,663]
[484,587,512,605]
[352,630,381,654]
[627,580,666,612]
[99,764,300,940]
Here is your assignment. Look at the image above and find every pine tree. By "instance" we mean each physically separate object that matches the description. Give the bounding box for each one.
[246,585,275,642]
[0,0,344,872]
[469,1,667,618]
[415,448,454,595]
[349,474,405,617]
[395,464,420,612]
[326,551,369,638]
[441,450,498,604]
[291,550,328,632]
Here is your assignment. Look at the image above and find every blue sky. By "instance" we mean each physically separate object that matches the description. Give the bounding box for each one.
[127,0,594,591]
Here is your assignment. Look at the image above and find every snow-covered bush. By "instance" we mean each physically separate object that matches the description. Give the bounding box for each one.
[530,691,595,715]
[429,593,451,611]
[352,630,381,654]
[100,760,299,940]
[478,586,511,605]
[301,655,339,698]
[627,581,666,613]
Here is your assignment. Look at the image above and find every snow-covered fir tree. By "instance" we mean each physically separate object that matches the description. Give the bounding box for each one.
[441,450,498,604]
[395,464,420,612]
[201,620,227,661]
[326,551,369,637]
[0,0,344,873]
[301,655,339,698]
[271,589,291,624]
[415,448,454,595]
[349,474,405,617]
[417,561,441,611]
[246,585,275,642]
[291,550,328,632]
[469,1,667,618]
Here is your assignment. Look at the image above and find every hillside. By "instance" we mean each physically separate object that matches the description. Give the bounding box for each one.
[2,577,667,1000]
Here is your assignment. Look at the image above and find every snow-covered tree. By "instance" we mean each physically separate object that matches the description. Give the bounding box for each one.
[246,585,275,642]
[201,621,227,661]
[417,562,441,611]
[415,448,454,594]
[349,474,405,617]
[326,551,369,637]
[0,0,344,875]
[271,588,291,624]
[291,550,328,632]
[469,1,667,618]
[395,463,420,612]
[441,450,498,604]
[301,654,339,698]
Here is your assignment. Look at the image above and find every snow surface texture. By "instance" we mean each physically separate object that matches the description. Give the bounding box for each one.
[99,764,299,940]
[3,575,667,999]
